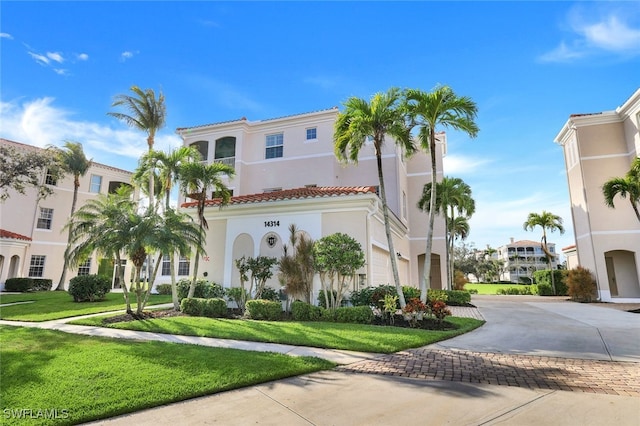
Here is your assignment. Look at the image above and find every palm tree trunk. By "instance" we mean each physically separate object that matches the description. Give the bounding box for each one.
[630,201,640,223]
[170,252,179,309]
[56,177,80,290]
[422,132,438,303]
[376,149,406,308]
[189,232,202,299]
[116,255,132,314]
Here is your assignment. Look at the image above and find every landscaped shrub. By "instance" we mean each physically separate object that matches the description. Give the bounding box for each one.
[349,287,375,307]
[68,274,111,302]
[226,287,248,312]
[318,289,346,309]
[567,266,597,302]
[467,288,479,294]
[155,284,172,295]
[180,297,205,316]
[402,286,421,301]
[259,286,280,302]
[4,277,34,292]
[202,298,228,318]
[176,279,225,300]
[31,278,52,291]
[246,299,282,321]
[427,289,448,303]
[446,290,471,305]
[429,300,452,325]
[291,301,323,321]
[453,270,467,290]
[536,283,554,296]
[533,270,568,295]
[402,298,428,328]
[334,306,373,324]
[350,285,419,309]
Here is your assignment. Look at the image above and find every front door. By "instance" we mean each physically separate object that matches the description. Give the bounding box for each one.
[605,256,618,296]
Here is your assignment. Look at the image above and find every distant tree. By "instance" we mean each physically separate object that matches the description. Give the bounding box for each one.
[314,233,365,311]
[0,144,62,201]
[334,87,414,308]
[523,211,565,294]
[52,141,92,291]
[453,241,479,280]
[404,86,479,302]
[602,157,640,223]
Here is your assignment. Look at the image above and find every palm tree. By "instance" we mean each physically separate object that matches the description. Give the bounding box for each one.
[523,211,565,295]
[51,141,92,290]
[419,177,475,290]
[134,147,202,309]
[405,86,479,302]
[602,157,640,223]
[66,187,204,315]
[334,87,414,308]
[108,85,166,210]
[179,161,235,298]
[449,215,470,286]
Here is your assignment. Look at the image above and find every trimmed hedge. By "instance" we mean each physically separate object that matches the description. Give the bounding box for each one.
[180,297,227,318]
[68,274,111,302]
[32,278,53,291]
[4,277,34,292]
[155,284,172,295]
[445,290,471,305]
[291,301,324,321]
[334,306,373,324]
[176,279,225,300]
[246,299,282,321]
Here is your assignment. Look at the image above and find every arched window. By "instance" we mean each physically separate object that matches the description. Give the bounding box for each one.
[215,137,236,168]
[190,141,209,161]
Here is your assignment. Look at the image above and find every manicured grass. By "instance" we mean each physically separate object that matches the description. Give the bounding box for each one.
[71,315,485,353]
[465,283,534,295]
[0,325,334,426]
[0,291,171,321]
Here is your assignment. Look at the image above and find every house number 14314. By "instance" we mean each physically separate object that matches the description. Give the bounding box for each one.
[264,220,280,227]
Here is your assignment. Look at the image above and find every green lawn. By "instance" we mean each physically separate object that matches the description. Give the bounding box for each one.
[0,325,334,426]
[465,283,534,295]
[71,315,484,353]
[0,291,171,321]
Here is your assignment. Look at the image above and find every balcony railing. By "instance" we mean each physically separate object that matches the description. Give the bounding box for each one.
[214,156,235,170]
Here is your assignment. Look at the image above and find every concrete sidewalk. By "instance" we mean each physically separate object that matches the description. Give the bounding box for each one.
[84,296,639,426]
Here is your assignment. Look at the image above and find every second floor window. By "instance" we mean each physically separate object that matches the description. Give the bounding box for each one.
[306,127,317,140]
[90,175,102,193]
[265,133,283,159]
[36,207,53,230]
[45,169,57,185]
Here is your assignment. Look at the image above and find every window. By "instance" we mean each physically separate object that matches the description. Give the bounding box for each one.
[306,127,317,140]
[36,208,53,230]
[161,255,171,276]
[90,175,102,193]
[45,169,57,186]
[190,140,209,161]
[265,133,283,159]
[78,258,91,276]
[178,256,190,276]
[28,255,45,277]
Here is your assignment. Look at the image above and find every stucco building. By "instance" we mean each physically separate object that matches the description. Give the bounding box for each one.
[173,108,448,297]
[497,238,558,283]
[0,138,135,290]
[554,89,640,302]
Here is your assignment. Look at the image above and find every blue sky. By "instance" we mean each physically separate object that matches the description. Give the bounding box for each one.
[1,1,639,257]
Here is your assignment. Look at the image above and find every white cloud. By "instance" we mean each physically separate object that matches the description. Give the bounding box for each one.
[0,33,13,39]
[28,51,50,65]
[120,51,136,61]
[443,154,492,176]
[539,6,640,62]
[47,52,64,63]
[0,97,182,170]
[77,53,89,61]
[53,68,68,76]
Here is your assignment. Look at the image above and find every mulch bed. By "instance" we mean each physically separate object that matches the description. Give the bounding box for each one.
[101,309,185,324]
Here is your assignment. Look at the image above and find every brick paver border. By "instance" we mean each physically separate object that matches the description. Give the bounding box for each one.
[338,349,640,397]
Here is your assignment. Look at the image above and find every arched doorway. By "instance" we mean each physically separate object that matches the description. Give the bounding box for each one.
[231,233,254,288]
[417,253,442,290]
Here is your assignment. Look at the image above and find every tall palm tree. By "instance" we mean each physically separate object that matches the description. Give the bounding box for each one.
[51,141,92,290]
[66,187,204,315]
[108,85,166,210]
[334,87,414,308]
[405,86,478,302]
[602,157,640,223]
[419,177,475,290]
[134,146,202,309]
[523,211,565,295]
[179,161,235,298]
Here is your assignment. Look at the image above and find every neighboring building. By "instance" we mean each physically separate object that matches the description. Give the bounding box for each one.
[554,89,640,302]
[0,139,135,291]
[496,238,558,283]
[174,108,448,297]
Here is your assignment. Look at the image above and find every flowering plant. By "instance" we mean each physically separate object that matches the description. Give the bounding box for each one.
[402,298,427,327]
[429,300,452,326]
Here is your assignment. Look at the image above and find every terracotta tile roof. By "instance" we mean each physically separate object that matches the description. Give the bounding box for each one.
[181,186,377,208]
[562,244,576,251]
[0,229,32,241]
